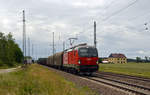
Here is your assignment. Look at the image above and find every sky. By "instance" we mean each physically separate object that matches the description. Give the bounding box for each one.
[0,0,150,59]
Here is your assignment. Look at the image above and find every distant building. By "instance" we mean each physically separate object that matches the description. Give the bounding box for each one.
[25,56,32,64]
[108,53,127,64]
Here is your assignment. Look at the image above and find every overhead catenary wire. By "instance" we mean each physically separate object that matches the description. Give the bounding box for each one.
[46,0,140,56]
[62,0,120,45]
[77,0,139,36]
[68,0,117,36]
[100,0,139,23]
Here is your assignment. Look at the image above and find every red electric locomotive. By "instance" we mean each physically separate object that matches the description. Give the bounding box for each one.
[63,43,99,75]
[45,43,99,75]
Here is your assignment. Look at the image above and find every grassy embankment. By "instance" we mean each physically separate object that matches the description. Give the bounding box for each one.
[0,64,97,95]
[0,63,22,69]
[99,62,150,78]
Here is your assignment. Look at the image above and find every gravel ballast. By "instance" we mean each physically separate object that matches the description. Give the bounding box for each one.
[42,65,128,95]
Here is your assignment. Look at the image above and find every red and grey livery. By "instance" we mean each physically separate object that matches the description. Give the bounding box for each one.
[45,43,99,75]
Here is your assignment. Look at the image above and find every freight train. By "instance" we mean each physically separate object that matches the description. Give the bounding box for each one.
[39,43,99,75]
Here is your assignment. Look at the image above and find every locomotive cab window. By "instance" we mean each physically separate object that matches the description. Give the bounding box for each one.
[78,47,98,57]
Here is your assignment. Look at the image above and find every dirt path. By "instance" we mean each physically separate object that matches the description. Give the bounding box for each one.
[0,66,20,74]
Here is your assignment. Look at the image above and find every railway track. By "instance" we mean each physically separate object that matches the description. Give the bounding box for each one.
[81,75,150,95]
[97,71,150,82]
[94,72,150,89]
[91,72,150,95]
[40,64,150,95]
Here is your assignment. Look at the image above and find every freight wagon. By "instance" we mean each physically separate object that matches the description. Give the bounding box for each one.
[38,58,47,65]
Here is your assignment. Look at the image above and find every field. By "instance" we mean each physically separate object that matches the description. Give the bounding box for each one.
[0,64,96,95]
[99,62,150,78]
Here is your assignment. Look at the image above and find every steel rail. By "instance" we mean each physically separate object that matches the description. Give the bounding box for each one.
[94,74,150,91]
[97,72,150,82]
[85,76,150,95]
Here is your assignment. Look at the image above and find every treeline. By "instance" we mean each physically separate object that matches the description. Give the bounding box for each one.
[127,56,150,63]
[136,56,150,63]
[0,32,23,67]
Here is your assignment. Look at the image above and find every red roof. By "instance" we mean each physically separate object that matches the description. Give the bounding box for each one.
[109,53,126,58]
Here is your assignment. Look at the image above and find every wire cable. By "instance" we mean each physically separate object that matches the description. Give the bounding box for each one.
[100,0,139,23]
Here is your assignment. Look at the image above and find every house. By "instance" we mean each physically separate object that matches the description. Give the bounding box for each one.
[108,53,127,64]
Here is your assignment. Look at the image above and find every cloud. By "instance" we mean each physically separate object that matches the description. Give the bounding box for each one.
[137,50,145,54]
[0,0,150,59]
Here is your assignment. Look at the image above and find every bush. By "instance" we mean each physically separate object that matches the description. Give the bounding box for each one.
[0,60,3,66]
[0,32,23,67]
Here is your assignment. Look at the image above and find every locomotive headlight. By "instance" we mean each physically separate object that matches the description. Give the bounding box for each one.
[78,60,81,64]
[96,60,99,64]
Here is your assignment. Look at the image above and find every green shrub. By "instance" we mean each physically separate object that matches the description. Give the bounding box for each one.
[0,32,23,68]
[0,60,3,66]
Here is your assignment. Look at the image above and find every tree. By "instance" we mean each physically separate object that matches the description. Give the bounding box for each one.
[145,56,148,62]
[136,57,141,63]
[14,44,23,63]
[98,58,103,63]
[0,32,23,67]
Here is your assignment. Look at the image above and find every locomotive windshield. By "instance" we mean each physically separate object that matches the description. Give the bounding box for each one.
[78,47,98,57]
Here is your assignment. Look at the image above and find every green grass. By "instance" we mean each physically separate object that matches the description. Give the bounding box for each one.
[0,63,22,69]
[0,64,97,95]
[99,62,150,78]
